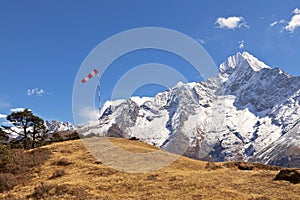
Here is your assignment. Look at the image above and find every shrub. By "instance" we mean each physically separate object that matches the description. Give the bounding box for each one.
[205,161,222,170]
[0,147,51,192]
[129,137,139,141]
[7,139,23,149]
[52,158,72,166]
[51,132,64,142]
[27,183,89,199]
[67,131,80,140]
[0,173,18,192]
[49,169,65,179]
[0,144,11,171]
[238,163,254,170]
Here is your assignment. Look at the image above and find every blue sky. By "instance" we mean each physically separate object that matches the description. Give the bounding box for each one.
[0,0,300,123]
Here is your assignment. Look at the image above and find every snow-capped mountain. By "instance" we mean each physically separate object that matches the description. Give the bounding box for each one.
[45,120,76,133]
[2,120,76,141]
[79,52,300,167]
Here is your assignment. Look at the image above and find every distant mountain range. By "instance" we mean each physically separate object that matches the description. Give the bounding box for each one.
[6,120,76,139]
[44,120,76,133]
[78,52,300,168]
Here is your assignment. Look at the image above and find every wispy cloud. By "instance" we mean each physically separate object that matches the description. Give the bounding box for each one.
[27,88,45,96]
[285,8,300,32]
[196,38,205,44]
[238,40,245,49]
[0,114,7,119]
[271,20,285,27]
[215,16,248,29]
[10,108,29,112]
[270,21,278,27]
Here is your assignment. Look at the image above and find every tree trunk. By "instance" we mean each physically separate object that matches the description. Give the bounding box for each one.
[23,126,27,149]
[32,133,36,149]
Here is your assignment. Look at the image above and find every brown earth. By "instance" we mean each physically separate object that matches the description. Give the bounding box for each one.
[0,138,300,200]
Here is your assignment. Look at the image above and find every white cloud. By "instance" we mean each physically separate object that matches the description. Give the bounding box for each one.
[238,40,245,49]
[271,20,285,27]
[78,106,98,122]
[293,8,300,14]
[215,16,248,29]
[27,88,45,96]
[270,21,278,27]
[285,15,300,32]
[0,114,7,119]
[285,8,300,32]
[27,89,35,96]
[279,19,285,23]
[10,108,28,112]
[36,89,44,96]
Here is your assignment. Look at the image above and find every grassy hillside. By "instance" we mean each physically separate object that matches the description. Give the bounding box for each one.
[0,138,299,199]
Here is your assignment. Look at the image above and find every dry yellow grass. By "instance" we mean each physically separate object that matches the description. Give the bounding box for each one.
[1,138,299,200]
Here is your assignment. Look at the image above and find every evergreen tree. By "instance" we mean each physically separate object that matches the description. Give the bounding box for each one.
[3,109,47,149]
[30,116,47,148]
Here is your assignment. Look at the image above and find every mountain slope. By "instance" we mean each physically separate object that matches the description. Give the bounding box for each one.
[1,138,299,199]
[250,121,300,167]
[79,52,300,167]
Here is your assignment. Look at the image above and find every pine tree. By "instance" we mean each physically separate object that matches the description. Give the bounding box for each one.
[30,115,47,148]
[3,109,47,149]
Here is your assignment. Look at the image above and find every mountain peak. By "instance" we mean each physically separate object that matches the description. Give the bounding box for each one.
[241,51,271,71]
[219,52,271,79]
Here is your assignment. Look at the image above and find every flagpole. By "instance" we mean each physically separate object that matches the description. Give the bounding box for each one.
[98,73,101,120]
